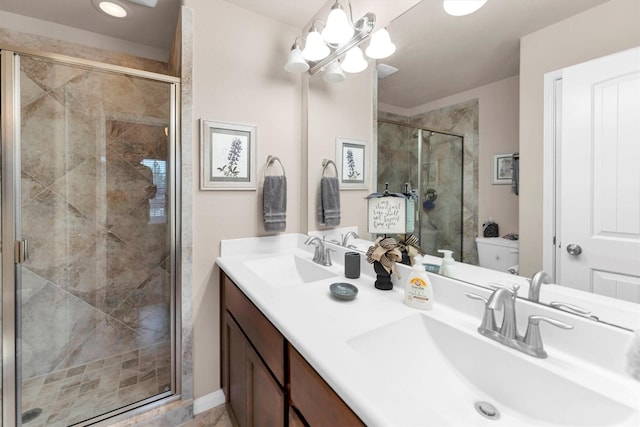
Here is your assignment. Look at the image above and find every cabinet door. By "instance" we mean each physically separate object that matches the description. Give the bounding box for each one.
[225,312,285,427]
[246,340,285,426]
[288,407,307,427]
[289,345,364,426]
[226,312,248,427]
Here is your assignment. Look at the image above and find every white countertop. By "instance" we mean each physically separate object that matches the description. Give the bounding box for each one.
[216,233,640,427]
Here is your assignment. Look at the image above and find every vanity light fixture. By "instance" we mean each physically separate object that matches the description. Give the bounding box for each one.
[284,0,396,82]
[443,0,488,17]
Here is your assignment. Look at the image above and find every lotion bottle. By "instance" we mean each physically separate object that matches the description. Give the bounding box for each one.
[404,255,433,310]
[437,249,455,276]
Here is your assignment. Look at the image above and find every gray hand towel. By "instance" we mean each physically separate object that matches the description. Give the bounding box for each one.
[321,176,340,227]
[263,175,286,232]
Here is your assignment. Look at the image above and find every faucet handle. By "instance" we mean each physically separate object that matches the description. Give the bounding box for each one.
[465,292,488,304]
[522,315,573,358]
[323,247,335,266]
[465,293,497,333]
[549,301,591,316]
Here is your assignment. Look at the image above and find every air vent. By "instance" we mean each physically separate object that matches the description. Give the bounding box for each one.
[376,63,399,79]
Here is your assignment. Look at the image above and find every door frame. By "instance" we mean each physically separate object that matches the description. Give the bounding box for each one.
[542,70,563,283]
[1,48,20,427]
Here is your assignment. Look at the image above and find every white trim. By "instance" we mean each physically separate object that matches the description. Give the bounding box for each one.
[193,389,226,415]
[542,70,563,282]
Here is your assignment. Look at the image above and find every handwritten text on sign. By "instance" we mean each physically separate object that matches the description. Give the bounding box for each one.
[368,197,407,234]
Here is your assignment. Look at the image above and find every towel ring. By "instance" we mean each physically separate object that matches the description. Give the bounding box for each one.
[265,155,286,176]
[322,159,338,177]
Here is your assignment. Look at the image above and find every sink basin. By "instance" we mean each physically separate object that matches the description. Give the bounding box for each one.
[348,313,638,426]
[244,254,336,288]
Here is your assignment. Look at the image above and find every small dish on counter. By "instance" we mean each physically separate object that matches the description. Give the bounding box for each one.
[329,282,358,301]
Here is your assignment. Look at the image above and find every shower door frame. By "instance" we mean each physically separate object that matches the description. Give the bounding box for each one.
[0,48,182,427]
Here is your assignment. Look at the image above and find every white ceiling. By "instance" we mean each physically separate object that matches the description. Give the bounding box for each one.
[378,0,610,108]
[0,0,612,108]
[0,0,181,49]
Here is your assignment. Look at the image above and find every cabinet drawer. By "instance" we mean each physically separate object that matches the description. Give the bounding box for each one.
[289,345,364,426]
[223,274,285,386]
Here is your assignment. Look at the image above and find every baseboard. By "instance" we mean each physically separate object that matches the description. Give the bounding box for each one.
[193,389,226,415]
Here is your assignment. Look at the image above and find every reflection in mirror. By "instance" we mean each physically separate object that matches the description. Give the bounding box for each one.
[363,0,639,329]
[377,120,466,263]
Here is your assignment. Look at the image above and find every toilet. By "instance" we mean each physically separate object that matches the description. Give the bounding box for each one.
[475,237,519,273]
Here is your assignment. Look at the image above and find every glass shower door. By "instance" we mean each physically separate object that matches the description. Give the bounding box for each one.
[18,54,175,426]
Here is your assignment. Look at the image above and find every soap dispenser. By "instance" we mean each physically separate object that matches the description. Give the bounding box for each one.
[404,255,433,310]
[437,250,455,276]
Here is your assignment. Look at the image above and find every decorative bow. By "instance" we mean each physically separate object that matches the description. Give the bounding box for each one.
[366,237,403,278]
[397,234,425,263]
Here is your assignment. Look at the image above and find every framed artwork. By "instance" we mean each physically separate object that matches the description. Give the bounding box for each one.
[335,137,368,190]
[200,119,256,190]
[493,153,514,185]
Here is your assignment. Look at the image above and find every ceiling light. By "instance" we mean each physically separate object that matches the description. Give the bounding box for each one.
[341,47,368,73]
[443,0,488,16]
[97,1,128,18]
[366,28,396,59]
[322,2,354,45]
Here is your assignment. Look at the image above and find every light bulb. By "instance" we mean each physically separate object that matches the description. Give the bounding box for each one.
[365,28,396,59]
[322,3,354,45]
[323,61,346,83]
[341,47,368,73]
[284,46,309,73]
[302,29,330,61]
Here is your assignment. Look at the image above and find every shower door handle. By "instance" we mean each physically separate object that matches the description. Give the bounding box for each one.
[14,239,29,263]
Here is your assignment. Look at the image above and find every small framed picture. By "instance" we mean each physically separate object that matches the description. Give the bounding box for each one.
[493,153,514,185]
[200,119,256,190]
[335,137,368,190]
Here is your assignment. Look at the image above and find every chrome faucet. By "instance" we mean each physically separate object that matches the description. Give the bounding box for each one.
[304,236,333,266]
[528,271,552,302]
[486,286,519,340]
[341,231,359,248]
[467,285,572,359]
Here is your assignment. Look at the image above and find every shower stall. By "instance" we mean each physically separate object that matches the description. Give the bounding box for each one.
[1,50,180,426]
[377,120,464,261]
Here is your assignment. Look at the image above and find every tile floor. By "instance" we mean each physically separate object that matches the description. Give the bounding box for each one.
[21,342,170,427]
[180,405,233,427]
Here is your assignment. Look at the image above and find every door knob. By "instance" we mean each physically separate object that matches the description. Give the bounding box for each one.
[566,243,582,256]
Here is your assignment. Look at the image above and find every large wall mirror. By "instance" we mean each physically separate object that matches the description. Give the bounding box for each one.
[306,0,640,330]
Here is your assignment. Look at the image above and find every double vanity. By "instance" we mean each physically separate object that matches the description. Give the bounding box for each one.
[216,233,640,426]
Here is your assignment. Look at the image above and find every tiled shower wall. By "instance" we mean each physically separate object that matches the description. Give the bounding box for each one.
[19,54,171,405]
[378,99,479,264]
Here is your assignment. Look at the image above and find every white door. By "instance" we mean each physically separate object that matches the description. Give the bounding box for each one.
[558,47,640,303]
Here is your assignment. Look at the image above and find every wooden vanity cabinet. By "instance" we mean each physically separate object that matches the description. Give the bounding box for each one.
[289,345,365,427]
[221,272,363,427]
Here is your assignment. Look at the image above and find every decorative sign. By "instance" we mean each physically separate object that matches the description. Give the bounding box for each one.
[368,196,414,234]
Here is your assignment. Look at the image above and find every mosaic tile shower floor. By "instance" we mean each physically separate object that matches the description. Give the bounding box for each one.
[21,342,170,427]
